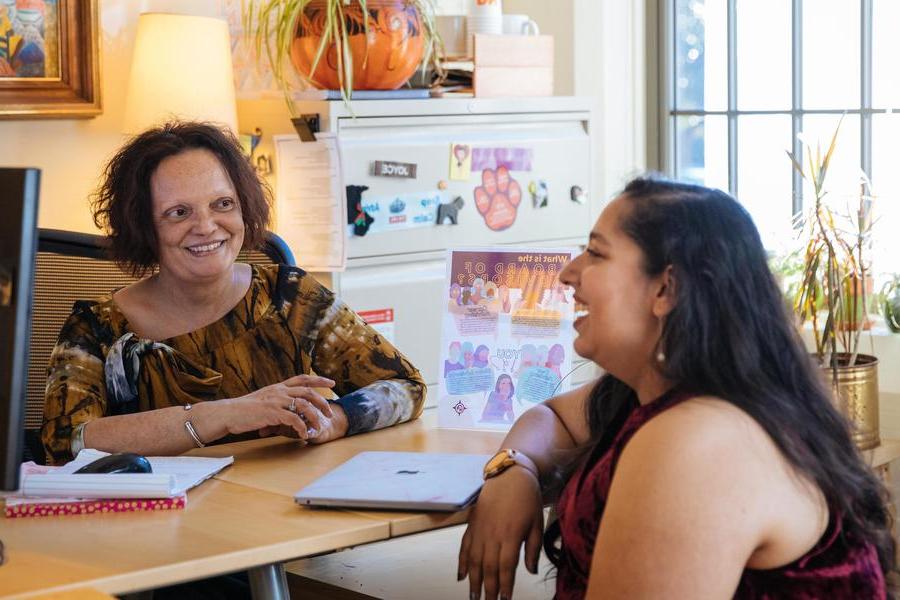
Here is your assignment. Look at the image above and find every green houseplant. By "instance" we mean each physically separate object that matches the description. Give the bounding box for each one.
[881,275,900,333]
[243,0,443,103]
[787,117,881,449]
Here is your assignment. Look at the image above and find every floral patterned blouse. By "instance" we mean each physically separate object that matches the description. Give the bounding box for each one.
[42,263,426,465]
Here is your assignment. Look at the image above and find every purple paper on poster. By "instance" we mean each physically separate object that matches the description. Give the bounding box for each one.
[471,147,533,172]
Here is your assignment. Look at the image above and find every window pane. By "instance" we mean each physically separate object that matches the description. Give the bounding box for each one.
[736,0,791,110]
[874,0,900,109]
[675,0,727,111]
[675,115,728,191]
[802,0,860,109]
[872,113,900,272]
[799,115,862,215]
[737,115,793,248]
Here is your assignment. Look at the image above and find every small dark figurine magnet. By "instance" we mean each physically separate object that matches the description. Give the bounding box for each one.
[346,185,374,236]
[437,196,465,225]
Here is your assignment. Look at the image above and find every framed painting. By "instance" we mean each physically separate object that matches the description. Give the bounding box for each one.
[0,0,100,118]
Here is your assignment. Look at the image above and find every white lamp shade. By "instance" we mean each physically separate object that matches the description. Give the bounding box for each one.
[123,13,238,135]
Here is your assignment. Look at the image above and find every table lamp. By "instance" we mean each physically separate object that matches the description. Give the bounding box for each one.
[122,13,238,135]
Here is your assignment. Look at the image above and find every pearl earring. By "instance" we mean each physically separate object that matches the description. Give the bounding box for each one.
[656,351,666,363]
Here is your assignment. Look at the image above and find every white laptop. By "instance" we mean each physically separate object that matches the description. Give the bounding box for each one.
[294,451,491,511]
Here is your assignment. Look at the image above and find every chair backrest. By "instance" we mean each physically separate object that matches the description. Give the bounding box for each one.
[24,229,295,464]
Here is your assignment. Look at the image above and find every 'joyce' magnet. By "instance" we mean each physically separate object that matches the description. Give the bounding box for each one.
[370,160,418,179]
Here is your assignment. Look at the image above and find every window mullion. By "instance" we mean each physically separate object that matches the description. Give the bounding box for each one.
[661,0,676,176]
[727,0,738,198]
[791,0,803,218]
[861,0,873,180]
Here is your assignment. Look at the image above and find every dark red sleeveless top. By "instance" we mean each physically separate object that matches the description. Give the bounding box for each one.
[554,390,886,599]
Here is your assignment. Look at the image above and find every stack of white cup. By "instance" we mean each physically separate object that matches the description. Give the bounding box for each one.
[466,0,503,55]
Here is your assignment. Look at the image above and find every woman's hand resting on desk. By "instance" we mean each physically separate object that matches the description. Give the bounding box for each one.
[458,466,544,600]
[218,374,337,441]
[258,402,349,444]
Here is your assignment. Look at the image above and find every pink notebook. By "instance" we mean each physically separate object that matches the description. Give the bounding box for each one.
[5,495,186,518]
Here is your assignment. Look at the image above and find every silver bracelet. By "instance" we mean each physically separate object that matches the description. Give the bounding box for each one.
[70,422,88,456]
[183,403,206,448]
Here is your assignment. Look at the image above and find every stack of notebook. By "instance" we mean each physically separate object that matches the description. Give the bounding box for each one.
[3,450,233,518]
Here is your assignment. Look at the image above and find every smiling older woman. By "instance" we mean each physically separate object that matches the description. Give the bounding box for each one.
[41,121,426,465]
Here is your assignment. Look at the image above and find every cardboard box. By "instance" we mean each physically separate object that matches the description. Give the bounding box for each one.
[473,34,554,98]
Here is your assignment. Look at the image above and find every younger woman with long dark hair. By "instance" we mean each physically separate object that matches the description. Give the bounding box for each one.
[458,177,894,599]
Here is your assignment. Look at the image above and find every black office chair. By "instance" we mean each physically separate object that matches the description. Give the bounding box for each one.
[23,228,296,465]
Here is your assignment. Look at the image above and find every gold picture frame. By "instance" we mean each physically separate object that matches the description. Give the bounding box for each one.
[0,0,100,119]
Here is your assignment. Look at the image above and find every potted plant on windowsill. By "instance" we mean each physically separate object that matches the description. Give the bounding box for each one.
[788,117,880,450]
[881,274,900,333]
[243,0,443,104]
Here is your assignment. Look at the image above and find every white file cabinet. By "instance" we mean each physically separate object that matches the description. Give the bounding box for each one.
[290,97,600,403]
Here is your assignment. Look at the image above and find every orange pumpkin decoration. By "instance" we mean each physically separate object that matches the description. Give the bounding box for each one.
[290,0,426,91]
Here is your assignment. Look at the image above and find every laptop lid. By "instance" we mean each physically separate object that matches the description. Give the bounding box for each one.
[294,451,491,511]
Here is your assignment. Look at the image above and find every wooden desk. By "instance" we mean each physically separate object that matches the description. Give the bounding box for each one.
[0,478,390,599]
[4,408,900,600]
[0,411,504,600]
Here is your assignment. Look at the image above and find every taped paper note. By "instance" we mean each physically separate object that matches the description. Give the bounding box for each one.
[274,133,347,271]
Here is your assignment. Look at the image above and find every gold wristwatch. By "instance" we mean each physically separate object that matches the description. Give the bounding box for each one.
[483,449,538,481]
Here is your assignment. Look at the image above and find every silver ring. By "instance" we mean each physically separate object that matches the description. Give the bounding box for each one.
[288,398,296,413]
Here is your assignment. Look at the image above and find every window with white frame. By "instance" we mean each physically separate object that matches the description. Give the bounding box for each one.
[663,0,899,270]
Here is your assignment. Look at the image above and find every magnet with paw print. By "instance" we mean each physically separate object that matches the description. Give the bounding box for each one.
[473,166,522,231]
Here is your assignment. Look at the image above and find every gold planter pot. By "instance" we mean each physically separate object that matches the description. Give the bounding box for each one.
[823,353,880,451]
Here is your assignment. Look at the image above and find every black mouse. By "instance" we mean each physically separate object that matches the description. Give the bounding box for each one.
[73,452,153,474]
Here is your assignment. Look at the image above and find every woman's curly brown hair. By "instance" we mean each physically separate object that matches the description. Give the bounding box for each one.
[91,121,272,276]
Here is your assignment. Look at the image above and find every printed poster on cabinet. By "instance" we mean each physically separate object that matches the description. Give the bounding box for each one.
[438,247,577,430]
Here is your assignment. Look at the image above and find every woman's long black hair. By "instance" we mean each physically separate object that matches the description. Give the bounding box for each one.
[543,176,895,591]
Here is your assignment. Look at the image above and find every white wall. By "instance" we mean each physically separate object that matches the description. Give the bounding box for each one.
[573,0,649,219]
[503,0,574,95]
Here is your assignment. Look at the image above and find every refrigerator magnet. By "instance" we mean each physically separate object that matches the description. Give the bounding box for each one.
[472,147,534,172]
[346,185,375,236]
[437,196,465,225]
[473,166,522,231]
[529,180,549,208]
[571,185,587,204]
[450,143,472,181]
[370,160,417,179]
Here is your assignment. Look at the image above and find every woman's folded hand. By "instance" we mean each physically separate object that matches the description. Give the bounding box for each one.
[257,402,349,443]
[220,374,336,440]
[306,402,349,444]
